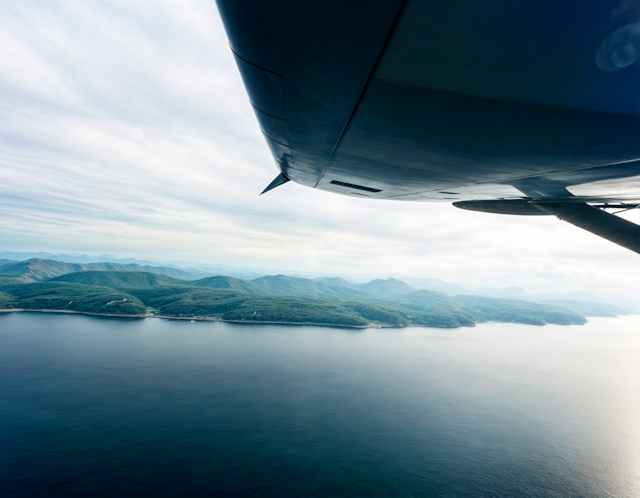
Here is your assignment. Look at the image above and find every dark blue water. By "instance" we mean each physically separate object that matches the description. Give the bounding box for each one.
[0,313,639,497]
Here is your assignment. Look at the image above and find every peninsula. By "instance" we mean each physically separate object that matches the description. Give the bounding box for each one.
[0,258,627,328]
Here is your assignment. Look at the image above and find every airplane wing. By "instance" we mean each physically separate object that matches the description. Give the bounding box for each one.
[216,0,640,253]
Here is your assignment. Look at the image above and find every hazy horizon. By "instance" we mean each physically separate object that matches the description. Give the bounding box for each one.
[1,249,638,304]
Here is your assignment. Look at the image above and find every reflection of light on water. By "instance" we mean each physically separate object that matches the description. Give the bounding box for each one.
[597,22,640,71]
[576,315,640,497]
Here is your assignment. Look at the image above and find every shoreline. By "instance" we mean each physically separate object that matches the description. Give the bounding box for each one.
[2,308,624,328]
[0,309,380,328]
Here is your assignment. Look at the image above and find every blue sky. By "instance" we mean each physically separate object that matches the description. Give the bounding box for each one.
[1,0,639,296]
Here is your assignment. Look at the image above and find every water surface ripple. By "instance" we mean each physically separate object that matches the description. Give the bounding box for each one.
[0,313,639,497]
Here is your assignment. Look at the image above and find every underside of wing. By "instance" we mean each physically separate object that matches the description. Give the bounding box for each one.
[217,0,640,253]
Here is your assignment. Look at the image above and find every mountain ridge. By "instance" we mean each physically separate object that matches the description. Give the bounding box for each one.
[0,259,203,283]
[3,252,635,311]
[0,257,631,320]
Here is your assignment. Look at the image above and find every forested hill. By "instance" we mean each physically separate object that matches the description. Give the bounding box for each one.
[357,278,415,296]
[251,274,368,297]
[0,258,201,284]
[193,276,264,293]
[0,291,17,309]
[0,264,627,328]
[0,260,16,272]
[50,271,187,289]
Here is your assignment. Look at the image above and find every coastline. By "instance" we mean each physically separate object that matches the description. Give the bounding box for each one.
[0,309,379,328]
[2,309,622,328]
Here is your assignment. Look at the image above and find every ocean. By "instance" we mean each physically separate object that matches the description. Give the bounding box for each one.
[1,312,639,497]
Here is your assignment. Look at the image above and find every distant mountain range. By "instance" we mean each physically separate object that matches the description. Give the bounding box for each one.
[0,258,203,283]
[0,257,630,328]
[1,251,636,314]
[0,251,274,280]
[397,278,640,314]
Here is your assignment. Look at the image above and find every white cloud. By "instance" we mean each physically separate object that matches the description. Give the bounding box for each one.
[0,0,638,297]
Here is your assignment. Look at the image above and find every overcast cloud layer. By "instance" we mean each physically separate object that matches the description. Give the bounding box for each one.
[1,0,639,296]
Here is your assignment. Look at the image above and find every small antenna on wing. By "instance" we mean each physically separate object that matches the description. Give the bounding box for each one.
[260,173,290,195]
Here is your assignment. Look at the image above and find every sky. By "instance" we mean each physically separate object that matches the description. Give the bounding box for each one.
[0,0,639,296]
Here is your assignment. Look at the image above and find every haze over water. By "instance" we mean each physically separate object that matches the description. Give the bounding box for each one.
[1,313,639,497]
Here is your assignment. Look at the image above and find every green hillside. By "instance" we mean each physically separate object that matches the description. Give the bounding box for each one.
[252,274,366,297]
[192,276,264,293]
[0,277,587,327]
[0,282,146,315]
[0,258,201,283]
[0,259,88,283]
[456,295,587,326]
[127,286,370,326]
[0,259,602,327]
[386,290,479,327]
[0,260,16,272]
[50,271,186,290]
[357,278,416,295]
[540,299,627,318]
[0,276,20,287]
[0,291,18,309]
[51,272,266,294]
